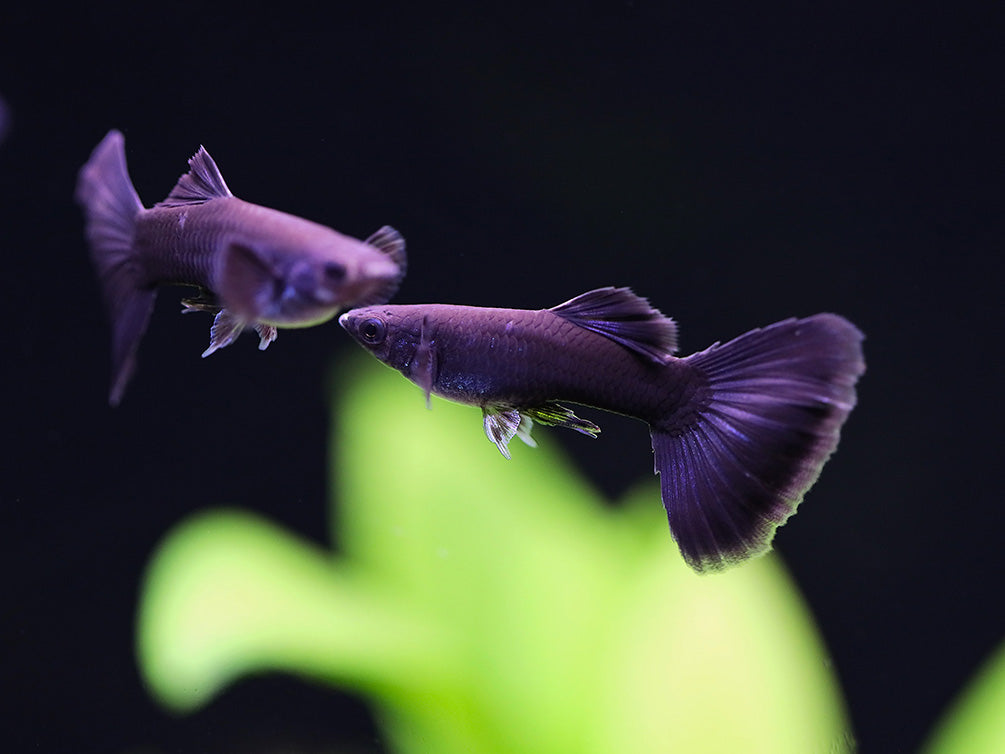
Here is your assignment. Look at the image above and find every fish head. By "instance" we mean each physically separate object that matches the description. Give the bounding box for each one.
[218,234,404,328]
[338,305,424,375]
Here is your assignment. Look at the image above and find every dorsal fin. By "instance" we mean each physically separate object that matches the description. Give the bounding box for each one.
[356,225,408,306]
[550,286,678,362]
[157,145,233,207]
[364,225,407,272]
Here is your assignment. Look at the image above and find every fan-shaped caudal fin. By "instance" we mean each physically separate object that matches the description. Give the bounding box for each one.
[651,314,865,573]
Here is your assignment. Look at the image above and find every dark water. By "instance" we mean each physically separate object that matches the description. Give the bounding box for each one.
[1,3,1001,752]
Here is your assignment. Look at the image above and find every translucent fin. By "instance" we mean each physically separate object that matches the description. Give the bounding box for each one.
[202,309,247,358]
[550,286,678,362]
[180,290,220,315]
[523,403,601,438]
[364,225,407,275]
[254,323,278,350]
[107,287,157,406]
[651,314,865,573]
[183,294,276,352]
[412,315,436,408]
[356,225,407,306]
[482,407,537,459]
[157,145,233,207]
[75,129,152,405]
[216,242,277,320]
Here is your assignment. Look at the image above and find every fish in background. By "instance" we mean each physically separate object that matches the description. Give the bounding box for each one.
[76,129,406,405]
[340,287,865,573]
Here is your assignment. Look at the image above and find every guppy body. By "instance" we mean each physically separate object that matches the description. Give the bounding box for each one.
[341,287,865,573]
[395,304,703,432]
[77,129,405,404]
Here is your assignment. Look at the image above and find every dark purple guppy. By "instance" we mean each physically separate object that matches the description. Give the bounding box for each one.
[77,130,406,405]
[340,287,864,573]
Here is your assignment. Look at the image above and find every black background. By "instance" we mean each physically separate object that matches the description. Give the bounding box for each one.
[2,3,1001,752]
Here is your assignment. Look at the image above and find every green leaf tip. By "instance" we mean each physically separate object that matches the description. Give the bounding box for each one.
[922,639,1005,754]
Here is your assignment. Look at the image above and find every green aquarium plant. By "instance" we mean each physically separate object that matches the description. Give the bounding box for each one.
[138,355,854,753]
[922,640,1005,754]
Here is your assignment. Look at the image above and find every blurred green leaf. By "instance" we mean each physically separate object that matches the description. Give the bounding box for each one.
[137,354,853,753]
[922,640,1005,754]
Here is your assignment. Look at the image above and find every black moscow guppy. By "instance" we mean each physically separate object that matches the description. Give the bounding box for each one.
[77,130,406,405]
[340,287,864,573]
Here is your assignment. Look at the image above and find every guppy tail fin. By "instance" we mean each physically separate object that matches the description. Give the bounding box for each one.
[76,129,154,405]
[651,314,865,573]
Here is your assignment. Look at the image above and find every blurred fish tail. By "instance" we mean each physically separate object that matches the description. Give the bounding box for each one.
[651,314,865,572]
[76,129,154,405]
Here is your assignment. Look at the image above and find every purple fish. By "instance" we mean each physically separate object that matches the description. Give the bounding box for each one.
[76,130,406,405]
[340,287,865,572]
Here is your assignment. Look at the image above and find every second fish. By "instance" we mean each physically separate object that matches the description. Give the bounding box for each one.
[77,130,406,405]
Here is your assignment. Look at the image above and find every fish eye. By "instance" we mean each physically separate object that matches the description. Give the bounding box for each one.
[359,317,386,345]
[324,262,347,282]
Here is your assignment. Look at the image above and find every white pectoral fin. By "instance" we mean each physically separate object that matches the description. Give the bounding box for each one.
[254,323,278,350]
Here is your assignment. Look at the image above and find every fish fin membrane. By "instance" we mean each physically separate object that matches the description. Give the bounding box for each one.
[202,309,247,358]
[75,129,154,406]
[482,407,536,459]
[652,314,865,573]
[550,286,678,362]
[356,225,407,306]
[365,225,407,276]
[254,323,277,351]
[157,145,233,206]
[523,403,601,438]
[216,242,276,320]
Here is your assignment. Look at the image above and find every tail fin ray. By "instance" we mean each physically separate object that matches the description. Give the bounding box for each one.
[76,130,154,405]
[652,314,865,572]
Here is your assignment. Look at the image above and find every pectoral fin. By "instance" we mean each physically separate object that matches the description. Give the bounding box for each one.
[217,242,278,321]
[412,315,436,408]
[253,323,277,350]
[186,293,277,354]
[481,402,598,459]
